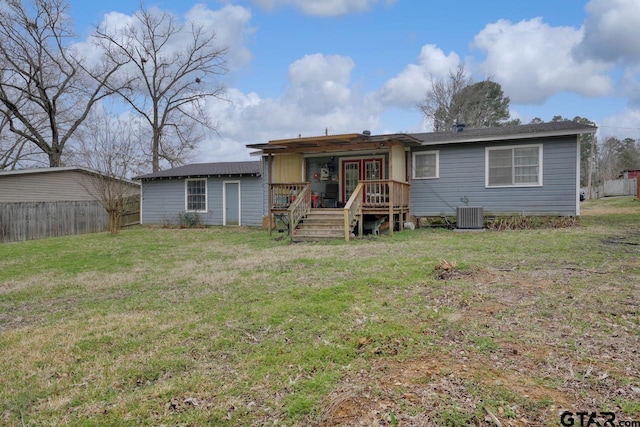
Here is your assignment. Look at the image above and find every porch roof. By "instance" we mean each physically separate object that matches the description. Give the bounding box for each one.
[247,132,422,154]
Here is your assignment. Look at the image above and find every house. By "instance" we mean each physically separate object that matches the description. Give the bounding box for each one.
[136,161,263,226]
[409,121,595,217]
[133,121,596,241]
[0,167,140,242]
[620,170,640,180]
[246,121,596,241]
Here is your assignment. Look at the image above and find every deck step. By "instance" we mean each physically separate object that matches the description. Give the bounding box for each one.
[294,232,344,240]
[293,235,345,242]
[291,208,352,242]
[298,223,343,230]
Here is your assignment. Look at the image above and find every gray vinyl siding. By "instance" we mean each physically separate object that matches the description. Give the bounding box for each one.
[411,135,579,217]
[140,176,264,226]
[238,177,264,226]
[0,170,99,202]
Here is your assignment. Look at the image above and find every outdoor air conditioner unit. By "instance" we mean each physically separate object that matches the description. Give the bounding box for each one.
[456,206,484,230]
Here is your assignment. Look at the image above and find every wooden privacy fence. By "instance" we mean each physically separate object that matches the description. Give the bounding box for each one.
[0,198,140,243]
[589,178,637,199]
[121,196,141,227]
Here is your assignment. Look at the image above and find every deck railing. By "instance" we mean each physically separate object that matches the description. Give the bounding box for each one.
[362,180,410,209]
[287,184,312,239]
[270,182,309,210]
[343,182,364,241]
[269,180,410,239]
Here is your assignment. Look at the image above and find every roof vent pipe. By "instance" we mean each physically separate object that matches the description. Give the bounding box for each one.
[452,122,465,133]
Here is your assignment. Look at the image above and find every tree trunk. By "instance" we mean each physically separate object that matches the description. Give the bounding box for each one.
[152,113,160,172]
[48,148,62,167]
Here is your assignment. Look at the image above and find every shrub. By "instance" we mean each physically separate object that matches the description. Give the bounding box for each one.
[177,211,202,228]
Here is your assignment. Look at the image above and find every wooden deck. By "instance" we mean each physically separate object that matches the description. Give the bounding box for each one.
[268,181,410,241]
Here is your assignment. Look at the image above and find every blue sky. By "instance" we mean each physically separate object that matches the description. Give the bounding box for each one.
[67,0,640,162]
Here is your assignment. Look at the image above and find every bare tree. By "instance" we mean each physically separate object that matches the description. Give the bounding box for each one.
[419,64,471,131]
[0,113,45,169]
[450,80,511,128]
[0,0,126,167]
[94,6,228,172]
[419,64,514,131]
[596,136,640,184]
[550,115,598,188]
[73,107,143,234]
[596,136,622,182]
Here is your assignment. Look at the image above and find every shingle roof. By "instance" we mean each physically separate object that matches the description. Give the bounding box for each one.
[411,120,596,146]
[0,166,140,186]
[135,161,262,180]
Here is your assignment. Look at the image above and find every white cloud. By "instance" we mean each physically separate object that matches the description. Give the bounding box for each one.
[252,0,396,17]
[600,108,640,140]
[620,67,640,105]
[578,0,640,63]
[473,18,613,104]
[285,54,355,114]
[184,4,254,71]
[377,44,461,106]
[200,54,384,162]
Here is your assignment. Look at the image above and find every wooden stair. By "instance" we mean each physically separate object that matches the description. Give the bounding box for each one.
[292,208,349,242]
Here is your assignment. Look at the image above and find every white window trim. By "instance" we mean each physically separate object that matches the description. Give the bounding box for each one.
[485,144,543,188]
[412,150,439,179]
[185,178,208,212]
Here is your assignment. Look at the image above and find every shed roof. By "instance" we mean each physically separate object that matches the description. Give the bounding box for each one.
[135,161,262,180]
[0,167,140,203]
[412,120,597,146]
[0,166,139,186]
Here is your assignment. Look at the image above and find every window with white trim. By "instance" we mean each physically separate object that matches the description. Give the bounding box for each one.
[486,145,542,187]
[186,179,207,212]
[413,151,439,179]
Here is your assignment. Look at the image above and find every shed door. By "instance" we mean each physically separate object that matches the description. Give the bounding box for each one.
[224,182,240,226]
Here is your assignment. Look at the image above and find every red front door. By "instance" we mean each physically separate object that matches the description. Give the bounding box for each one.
[341,158,383,202]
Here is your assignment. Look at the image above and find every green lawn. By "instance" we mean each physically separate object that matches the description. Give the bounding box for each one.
[1,197,639,426]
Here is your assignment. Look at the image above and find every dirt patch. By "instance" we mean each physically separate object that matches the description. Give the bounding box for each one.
[433,260,476,281]
[313,256,639,426]
[314,355,574,426]
[601,230,640,251]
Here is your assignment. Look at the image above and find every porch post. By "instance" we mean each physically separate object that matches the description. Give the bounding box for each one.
[406,149,412,227]
[388,145,394,236]
[268,153,273,236]
[344,210,350,242]
[388,183,394,236]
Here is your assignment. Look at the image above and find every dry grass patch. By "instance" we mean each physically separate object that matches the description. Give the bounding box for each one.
[1,198,639,425]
